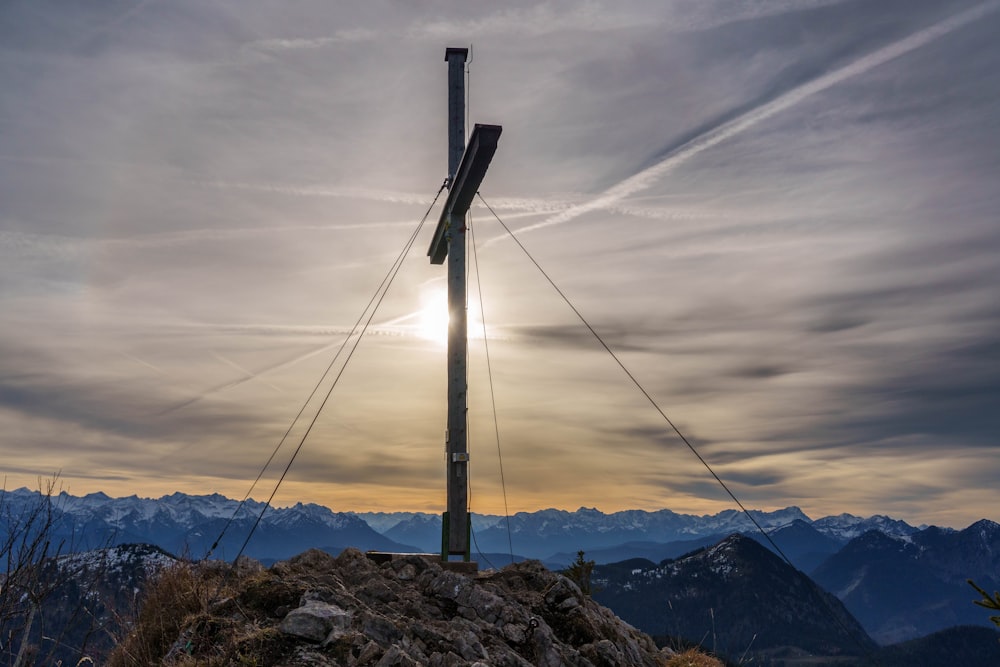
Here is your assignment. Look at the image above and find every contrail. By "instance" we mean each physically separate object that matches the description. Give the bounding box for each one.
[158,339,342,415]
[118,351,168,376]
[504,0,1000,239]
[158,318,458,415]
[200,179,577,216]
[212,352,284,393]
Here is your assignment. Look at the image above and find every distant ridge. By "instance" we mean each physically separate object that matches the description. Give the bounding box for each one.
[593,534,877,659]
[6,487,974,566]
[0,487,419,562]
[812,520,1000,643]
[356,504,921,560]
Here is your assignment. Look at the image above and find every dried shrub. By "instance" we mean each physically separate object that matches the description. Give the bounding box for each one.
[0,477,118,665]
[107,560,236,666]
[665,648,726,667]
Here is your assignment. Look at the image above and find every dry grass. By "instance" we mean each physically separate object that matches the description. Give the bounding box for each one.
[107,560,239,666]
[108,557,294,667]
[665,647,726,667]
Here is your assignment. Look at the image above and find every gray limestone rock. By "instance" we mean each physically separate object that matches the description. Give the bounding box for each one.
[156,548,673,666]
[279,600,352,643]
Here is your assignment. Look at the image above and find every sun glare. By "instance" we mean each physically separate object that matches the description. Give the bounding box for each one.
[417,287,486,344]
[418,288,450,343]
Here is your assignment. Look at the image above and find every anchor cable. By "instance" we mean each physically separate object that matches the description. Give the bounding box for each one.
[477,192,880,663]
[476,192,793,558]
[468,215,516,566]
[217,181,448,563]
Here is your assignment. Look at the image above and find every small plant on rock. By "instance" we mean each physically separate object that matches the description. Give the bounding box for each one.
[968,579,1000,629]
[664,648,725,667]
[563,550,596,596]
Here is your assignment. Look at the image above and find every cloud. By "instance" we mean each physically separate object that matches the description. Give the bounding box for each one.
[1,0,998,526]
[194,180,439,205]
[248,28,379,52]
[499,0,1000,240]
[0,342,272,440]
[408,2,649,39]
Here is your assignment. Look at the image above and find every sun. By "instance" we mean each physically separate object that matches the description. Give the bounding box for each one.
[418,288,450,344]
[416,286,487,344]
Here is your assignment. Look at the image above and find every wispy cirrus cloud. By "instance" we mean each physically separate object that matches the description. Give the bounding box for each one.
[2,0,998,526]
[248,28,379,53]
[501,0,1000,240]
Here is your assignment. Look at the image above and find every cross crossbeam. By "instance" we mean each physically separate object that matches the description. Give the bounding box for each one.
[428,123,503,265]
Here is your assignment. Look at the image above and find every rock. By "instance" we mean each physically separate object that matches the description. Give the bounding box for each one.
[457,583,505,623]
[362,612,404,647]
[359,578,399,604]
[422,569,472,602]
[375,645,419,666]
[581,638,622,666]
[544,575,583,611]
[279,600,352,642]
[357,640,383,663]
[143,548,677,666]
[452,628,488,661]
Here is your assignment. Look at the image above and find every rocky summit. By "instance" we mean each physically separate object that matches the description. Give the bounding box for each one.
[113,548,682,666]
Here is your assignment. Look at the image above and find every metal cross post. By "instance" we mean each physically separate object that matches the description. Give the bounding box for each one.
[428,47,501,561]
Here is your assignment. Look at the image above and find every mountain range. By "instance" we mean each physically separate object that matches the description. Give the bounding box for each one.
[592,534,877,660]
[2,488,921,564]
[0,488,418,563]
[3,487,997,654]
[0,543,177,665]
[591,533,1000,665]
[361,504,922,563]
[812,519,1000,644]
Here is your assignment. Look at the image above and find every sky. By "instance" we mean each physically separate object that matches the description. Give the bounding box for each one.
[1,0,998,529]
